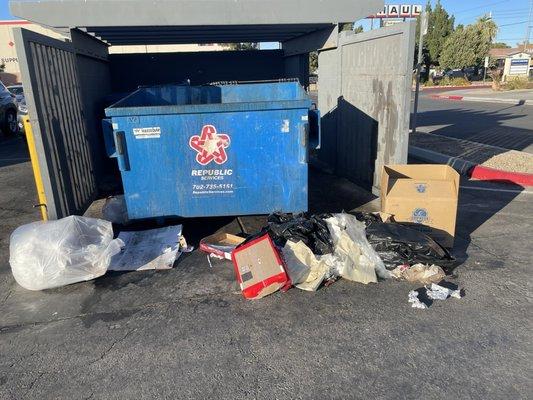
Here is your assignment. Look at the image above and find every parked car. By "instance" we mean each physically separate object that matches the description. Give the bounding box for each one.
[432,69,466,83]
[0,81,19,136]
[7,84,28,134]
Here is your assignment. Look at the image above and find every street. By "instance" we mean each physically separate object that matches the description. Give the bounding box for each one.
[414,88,533,154]
[0,90,532,398]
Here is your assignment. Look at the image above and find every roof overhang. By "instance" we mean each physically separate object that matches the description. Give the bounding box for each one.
[10,0,383,45]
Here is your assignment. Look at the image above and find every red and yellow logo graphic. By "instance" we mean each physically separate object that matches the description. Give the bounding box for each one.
[189,125,231,165]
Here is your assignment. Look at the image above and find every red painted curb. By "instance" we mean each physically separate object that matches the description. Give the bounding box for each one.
[421,85,490,91]
[469,165,533,187]
[430,94,464,101]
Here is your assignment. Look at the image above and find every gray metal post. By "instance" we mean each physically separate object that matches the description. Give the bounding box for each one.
[411,11,427,135]
[525,0,532,52]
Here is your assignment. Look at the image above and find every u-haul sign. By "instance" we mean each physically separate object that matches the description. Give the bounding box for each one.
[370,4,422,18]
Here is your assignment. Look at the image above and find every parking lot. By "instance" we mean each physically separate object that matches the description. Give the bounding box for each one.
[0,134,531,399]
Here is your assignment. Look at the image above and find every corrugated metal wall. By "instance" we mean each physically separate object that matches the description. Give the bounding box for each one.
[109,50,286,93]
[14,28,107,219]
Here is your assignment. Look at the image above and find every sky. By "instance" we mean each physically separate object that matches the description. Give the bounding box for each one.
[0,0,530,48]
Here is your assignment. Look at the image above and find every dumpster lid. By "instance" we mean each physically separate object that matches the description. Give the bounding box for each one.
[105,81,313,117]
[10,0,382,44]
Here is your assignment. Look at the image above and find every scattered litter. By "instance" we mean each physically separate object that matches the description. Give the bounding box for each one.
[232,233,289,299]
[390,263,446,284]
[426,282,463,300]
[408,281,463,309]
[408,289,428,309]
[179,235,194,253]
[200,232,245,260]
[102,195,129,224]
[109,225,184,271]
[9,216,122,290]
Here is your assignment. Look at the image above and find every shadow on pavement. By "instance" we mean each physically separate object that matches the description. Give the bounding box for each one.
[452,177,525,264]
[0,137,30,168]
[413,105,533,154]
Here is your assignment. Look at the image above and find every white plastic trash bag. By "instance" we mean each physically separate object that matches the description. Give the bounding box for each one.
[9,216,123,291]
[326,213,390,281]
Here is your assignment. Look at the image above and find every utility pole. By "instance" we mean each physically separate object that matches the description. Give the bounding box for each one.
[412,10,428,135]
[525,0,532,52]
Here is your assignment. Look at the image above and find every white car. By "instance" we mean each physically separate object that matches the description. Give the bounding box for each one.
[7,84,28,134]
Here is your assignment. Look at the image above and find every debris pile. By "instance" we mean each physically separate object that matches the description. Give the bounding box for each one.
[202,211,463,306]
[8,211,463,309]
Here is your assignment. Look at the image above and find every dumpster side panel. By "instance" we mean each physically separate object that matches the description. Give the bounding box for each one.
[112,109,308,218]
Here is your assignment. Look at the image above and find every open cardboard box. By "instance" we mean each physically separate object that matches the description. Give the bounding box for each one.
[199,232,246,260]
[381,164,459,249]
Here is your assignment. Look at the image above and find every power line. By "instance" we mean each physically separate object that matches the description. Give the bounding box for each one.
[454,0,513,15]
[498,21,527,27]
[490,8,529,15]
[494,15,531,19]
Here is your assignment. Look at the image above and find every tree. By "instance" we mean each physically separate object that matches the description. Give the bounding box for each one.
[309,51,318,74]
[339,23,353,31]
[425,0,455,65]
[491,42,510,48]
[414,1,454,77]
[228,43,259,50]
[353,25,364,34]
[440,16,498,69]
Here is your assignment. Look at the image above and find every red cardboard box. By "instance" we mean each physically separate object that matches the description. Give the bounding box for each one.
[231,234,289,300]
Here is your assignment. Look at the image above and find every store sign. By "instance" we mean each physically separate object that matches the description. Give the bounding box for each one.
[509,58,530,75]
[370,4,422,18]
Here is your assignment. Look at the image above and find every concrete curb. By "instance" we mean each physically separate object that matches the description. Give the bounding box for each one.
[430,94,533,106]
[408,145,533,187]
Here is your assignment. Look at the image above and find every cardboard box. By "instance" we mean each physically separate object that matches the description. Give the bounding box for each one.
[231,234,289,300]
[199,232,245,260]
[381,165,459,248]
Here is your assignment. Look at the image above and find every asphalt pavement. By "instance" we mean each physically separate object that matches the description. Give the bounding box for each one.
[413,88,533,154]
[0,136,532,399]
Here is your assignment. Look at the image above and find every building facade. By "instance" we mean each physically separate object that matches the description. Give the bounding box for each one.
[0,20,67,85]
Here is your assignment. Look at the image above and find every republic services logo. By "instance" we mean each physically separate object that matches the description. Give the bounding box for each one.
[189,125,230,165]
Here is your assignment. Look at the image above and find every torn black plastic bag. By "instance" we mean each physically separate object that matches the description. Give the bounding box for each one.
[365,222,456,271]
[236,213,334,255]
[266,213,334,255]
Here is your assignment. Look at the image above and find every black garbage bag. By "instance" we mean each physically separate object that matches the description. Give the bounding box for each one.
[351,211,383,227]
[365,222,456,271]
[264,212,334,255]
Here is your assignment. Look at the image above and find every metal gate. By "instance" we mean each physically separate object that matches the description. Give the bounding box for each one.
[318,22,416,192]
[14,28,99,219]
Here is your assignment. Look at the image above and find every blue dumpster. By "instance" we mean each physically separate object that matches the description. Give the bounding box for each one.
[103,81,318,219]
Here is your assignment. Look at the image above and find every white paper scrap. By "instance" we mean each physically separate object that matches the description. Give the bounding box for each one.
[109,225,183,271]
